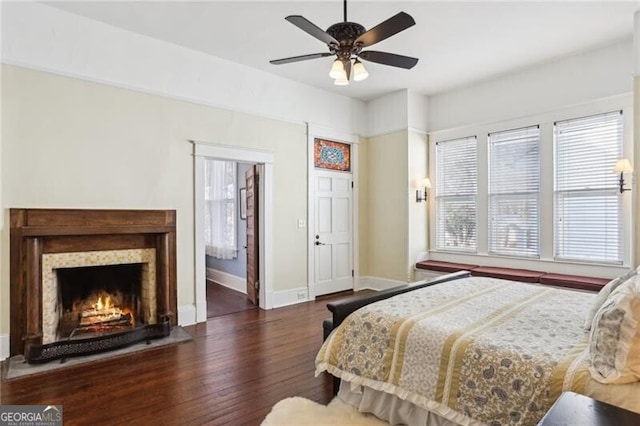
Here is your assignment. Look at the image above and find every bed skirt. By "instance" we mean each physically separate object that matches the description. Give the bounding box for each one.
[338,381,486,426]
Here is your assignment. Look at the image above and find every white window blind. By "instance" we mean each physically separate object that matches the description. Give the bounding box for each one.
[435,136,477,251]
[554,111,623,264]
[488,126,540,257]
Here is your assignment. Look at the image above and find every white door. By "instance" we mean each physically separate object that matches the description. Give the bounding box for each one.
[314,170,353,296]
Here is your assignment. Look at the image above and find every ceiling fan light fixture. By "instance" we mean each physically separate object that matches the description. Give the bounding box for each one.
[329,59,345,79]
[334,75,349,86]
[353,59,369,81]
[271,1,419,86]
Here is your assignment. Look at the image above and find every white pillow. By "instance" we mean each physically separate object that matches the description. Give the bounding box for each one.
[583,268,637,330]
[589,274,640,384]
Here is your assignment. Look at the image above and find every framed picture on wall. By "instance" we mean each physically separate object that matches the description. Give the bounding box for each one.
[239,188,247,220]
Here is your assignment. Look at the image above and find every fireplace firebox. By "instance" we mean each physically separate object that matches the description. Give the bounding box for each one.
[10,209,177,363]
[57,263,143,339]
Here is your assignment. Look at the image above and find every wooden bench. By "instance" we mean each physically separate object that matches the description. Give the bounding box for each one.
[539,273,609,292]
[416,261,610,292]
[415,260,478,273]
[470,266,545,283]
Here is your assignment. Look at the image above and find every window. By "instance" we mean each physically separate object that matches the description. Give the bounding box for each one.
[204,159,238,259]
[554,111,623,264]
[488,126,540,257]
[435,136,478,251]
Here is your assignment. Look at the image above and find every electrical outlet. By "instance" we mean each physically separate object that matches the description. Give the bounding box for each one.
[297,291,307,300]
[297,219,306,228]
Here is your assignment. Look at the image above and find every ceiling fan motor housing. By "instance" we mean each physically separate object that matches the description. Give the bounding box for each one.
[326,22,366,60]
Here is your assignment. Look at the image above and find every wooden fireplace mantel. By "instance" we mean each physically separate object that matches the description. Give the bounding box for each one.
[9,208,178,357]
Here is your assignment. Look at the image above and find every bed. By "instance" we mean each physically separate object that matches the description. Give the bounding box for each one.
[316,272,640,425]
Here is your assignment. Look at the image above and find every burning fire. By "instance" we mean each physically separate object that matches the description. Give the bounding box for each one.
[78,292,134,327]
[93,295,117,314]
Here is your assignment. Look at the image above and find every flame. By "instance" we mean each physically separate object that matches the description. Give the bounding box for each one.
[94,295,113,311]
[86,294,122,318]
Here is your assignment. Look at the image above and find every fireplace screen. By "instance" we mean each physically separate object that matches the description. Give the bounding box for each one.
[57,264,143,340]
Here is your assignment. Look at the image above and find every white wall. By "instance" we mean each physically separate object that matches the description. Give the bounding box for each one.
[407,91,429,134]
[1,2,366,135]
[365,90,409,138]
[364,89,429,137]
[428,39,634,132]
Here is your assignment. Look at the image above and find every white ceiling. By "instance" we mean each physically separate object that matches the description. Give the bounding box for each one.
[46,1,640,101]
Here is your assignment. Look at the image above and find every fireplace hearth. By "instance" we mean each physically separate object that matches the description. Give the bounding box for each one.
[10,209,177,363]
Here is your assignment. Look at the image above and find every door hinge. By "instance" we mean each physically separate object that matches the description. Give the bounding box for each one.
[352,269,354,277]
[351,181,354,188]
[255,280,260,291]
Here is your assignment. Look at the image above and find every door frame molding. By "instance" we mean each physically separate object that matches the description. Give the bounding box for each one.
[192,141,274,322]
[306,124,359,298]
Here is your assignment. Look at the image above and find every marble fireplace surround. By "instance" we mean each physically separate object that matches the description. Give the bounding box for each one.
[9,208,177,359]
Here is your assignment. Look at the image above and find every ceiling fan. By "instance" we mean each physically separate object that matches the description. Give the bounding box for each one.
[270,0,419,86]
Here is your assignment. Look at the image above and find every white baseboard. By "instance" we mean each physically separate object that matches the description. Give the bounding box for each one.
[0,333,9,361]
[269,286,309,309]
[206,268,246,294]
[356,276,406,292]
[195,299,207,324]
[308,282,317,300]
[178,304,197,326]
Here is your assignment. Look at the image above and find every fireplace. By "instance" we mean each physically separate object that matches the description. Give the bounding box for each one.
[10,209,177,363]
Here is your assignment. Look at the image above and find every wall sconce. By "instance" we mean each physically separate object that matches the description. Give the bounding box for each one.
[613,158,633,193]
[416,178,432,203]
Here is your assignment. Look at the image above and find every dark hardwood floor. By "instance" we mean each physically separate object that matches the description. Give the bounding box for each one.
[207,280,257,318]
[0,291,358,425]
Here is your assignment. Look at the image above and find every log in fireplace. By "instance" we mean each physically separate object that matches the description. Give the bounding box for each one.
[10,209,177,363]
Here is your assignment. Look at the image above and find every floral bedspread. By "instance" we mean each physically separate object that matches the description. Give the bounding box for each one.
[316,276,594,425]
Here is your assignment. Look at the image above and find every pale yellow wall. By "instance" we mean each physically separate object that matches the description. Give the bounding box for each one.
[0,65,309,335]
[407,130,428,280]
[366,130,409,281]
[635,77,640,266]
[357,137,370,277]
[0,60,4,338]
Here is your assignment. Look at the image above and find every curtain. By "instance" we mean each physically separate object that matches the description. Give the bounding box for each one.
[204,159,237,259]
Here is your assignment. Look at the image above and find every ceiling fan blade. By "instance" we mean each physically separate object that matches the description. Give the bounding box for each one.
[358,51,419,69]
[355,12,416,48]
[270,52,333,65]
[285,15,339,46]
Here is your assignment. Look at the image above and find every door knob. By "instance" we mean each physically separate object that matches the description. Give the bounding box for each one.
[315,241,326,246]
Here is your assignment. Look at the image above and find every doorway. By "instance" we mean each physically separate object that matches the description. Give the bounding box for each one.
[204,161,258,318]
[307,124,359,299]
[313,169,354,296]
[193,141,274,324]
